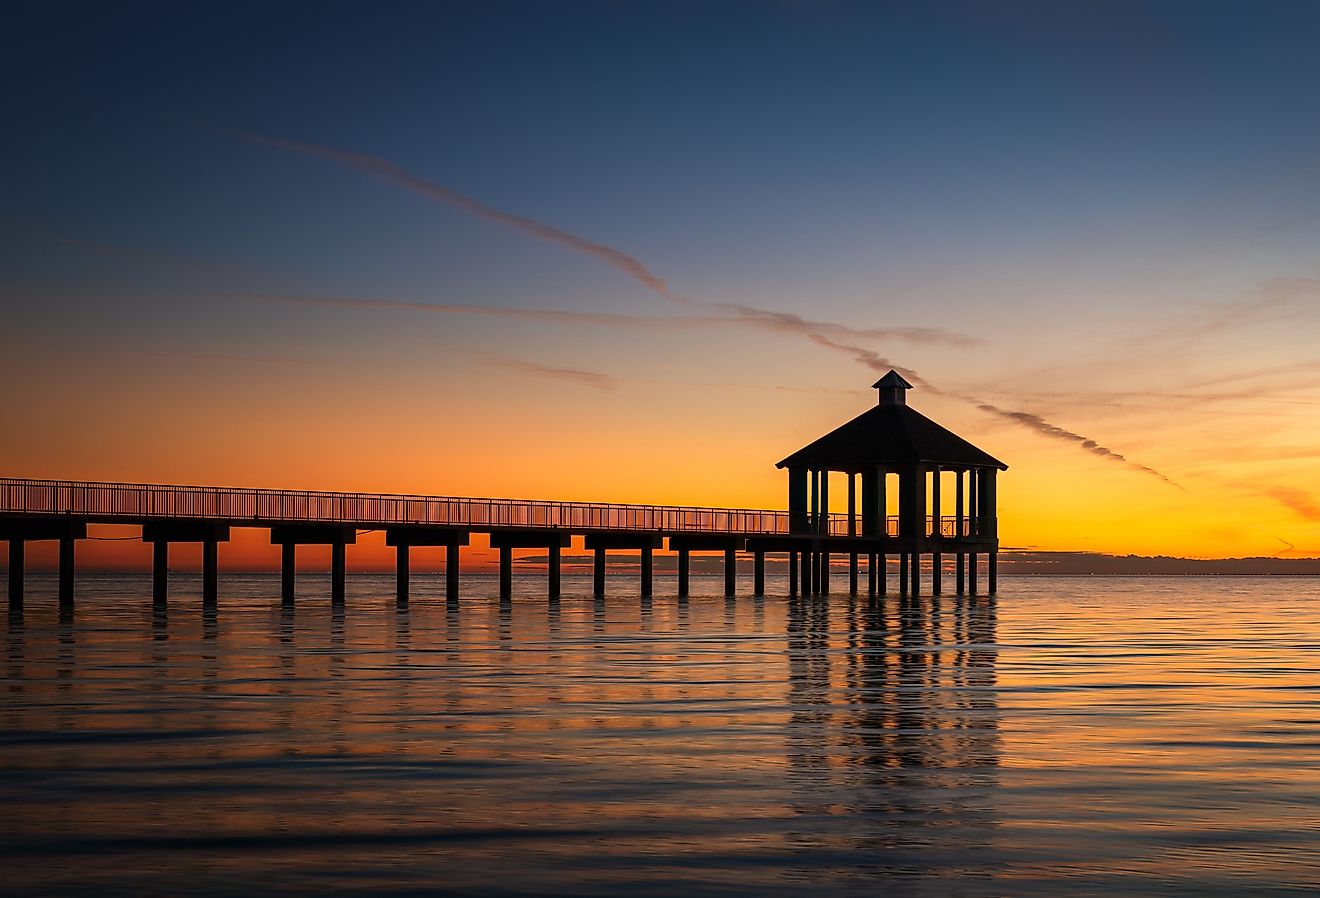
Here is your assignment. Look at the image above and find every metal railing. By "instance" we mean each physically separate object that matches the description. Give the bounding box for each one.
[935,516,981,538]
[0,478,989,539]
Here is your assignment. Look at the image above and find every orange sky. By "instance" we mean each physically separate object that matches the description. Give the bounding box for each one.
[6,6,1320,566]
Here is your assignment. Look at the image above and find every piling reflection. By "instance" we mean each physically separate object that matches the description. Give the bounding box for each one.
[786,593,1000,881]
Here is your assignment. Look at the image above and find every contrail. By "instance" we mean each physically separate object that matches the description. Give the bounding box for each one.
[228,129,974,348]
[809,334,1180,486]
[972,401,1181,487]
[259,292,974,345]
[230,129,1170,482]
[475,352,620,391]
[230,130,681,301]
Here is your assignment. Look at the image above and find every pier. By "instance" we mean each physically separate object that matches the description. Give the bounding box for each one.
[1,373,1004,608]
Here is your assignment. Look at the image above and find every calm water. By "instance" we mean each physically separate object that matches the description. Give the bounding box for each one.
[4,573,1320,896]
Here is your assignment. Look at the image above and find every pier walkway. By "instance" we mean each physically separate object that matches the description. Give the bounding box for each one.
[0,477,994,608]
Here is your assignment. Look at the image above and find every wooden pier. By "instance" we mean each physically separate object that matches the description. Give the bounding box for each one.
[1,373,1004,609]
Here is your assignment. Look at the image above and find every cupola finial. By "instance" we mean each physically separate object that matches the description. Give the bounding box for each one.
[872,370,913,407]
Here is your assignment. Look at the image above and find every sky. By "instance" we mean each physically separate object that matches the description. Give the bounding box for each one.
[4,0,1320,569]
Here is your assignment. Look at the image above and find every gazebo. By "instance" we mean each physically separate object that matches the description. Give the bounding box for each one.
[775,371,1007,595]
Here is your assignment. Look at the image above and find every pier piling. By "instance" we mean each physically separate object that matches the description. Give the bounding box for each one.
[8,539,23,611]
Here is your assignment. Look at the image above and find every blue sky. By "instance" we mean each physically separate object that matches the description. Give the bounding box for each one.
[4,1,1320,555]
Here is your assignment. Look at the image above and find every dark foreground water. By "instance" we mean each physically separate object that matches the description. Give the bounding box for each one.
[4,573,1320,896]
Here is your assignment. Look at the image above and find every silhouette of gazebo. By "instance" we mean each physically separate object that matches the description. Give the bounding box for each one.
[775,371,1007,595]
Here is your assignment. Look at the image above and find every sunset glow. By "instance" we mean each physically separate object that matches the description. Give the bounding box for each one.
[4,3,1320,565]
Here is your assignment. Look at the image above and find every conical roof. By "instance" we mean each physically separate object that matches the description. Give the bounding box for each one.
[872,370,913,390]
[776,399,1008,470]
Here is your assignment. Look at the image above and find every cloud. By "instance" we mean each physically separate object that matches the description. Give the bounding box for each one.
[1265,487,1320,523]
[227,130,682,302]
[228,128,975,349]
[472,351,620,391]
[229,129,1176,482]
[261,292,656,327]
[803,333,931,386]
[972,401,1181,486]
[715,303,980,348]
[807,333,1180,486]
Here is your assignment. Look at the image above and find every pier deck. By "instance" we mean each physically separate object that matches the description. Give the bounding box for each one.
[1,478,997,607]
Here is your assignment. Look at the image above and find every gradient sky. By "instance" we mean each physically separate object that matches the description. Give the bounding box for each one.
[4,0,1320,566]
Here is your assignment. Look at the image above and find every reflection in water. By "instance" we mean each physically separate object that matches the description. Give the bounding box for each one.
[786,595,1000,886]
[3,574,1320,897]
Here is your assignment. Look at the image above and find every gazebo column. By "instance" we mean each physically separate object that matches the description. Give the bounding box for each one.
[820,550,830,594]
[969,468,979,538]
[789,467,809,533]
[867,553,877,597]
[931,466,942,596]
[956,468,966,594]
[982,468,999,595]
[800,548,811,595]
[911,551,921,597]
[969,551,978,595]
[898,552,908,596]
[898,464,925,557]
[848,472,858,596]
[789,550,798,597]
[811,469,821,535]
[820,471,830,535]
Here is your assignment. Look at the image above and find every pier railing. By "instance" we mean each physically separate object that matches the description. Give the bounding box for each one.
[0,479,988,539]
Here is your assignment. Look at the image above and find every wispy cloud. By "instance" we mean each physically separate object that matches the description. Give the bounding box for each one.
[1265,486,1320,523]
[260,292,656,327]
[716,303,980,348]
[809,333,1180,485]
[471,351,620,391]
[227,128,975,349]
[972,401,1181,486]
[227,130,682,301]
[230,129,1175,481]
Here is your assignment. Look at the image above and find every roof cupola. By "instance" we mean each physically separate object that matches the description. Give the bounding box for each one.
[873,370,913,407]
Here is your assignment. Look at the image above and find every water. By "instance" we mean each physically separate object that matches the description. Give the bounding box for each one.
[4,573,1320,896]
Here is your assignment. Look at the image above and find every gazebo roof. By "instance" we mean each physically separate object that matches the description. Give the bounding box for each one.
[776,373,1008,471]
